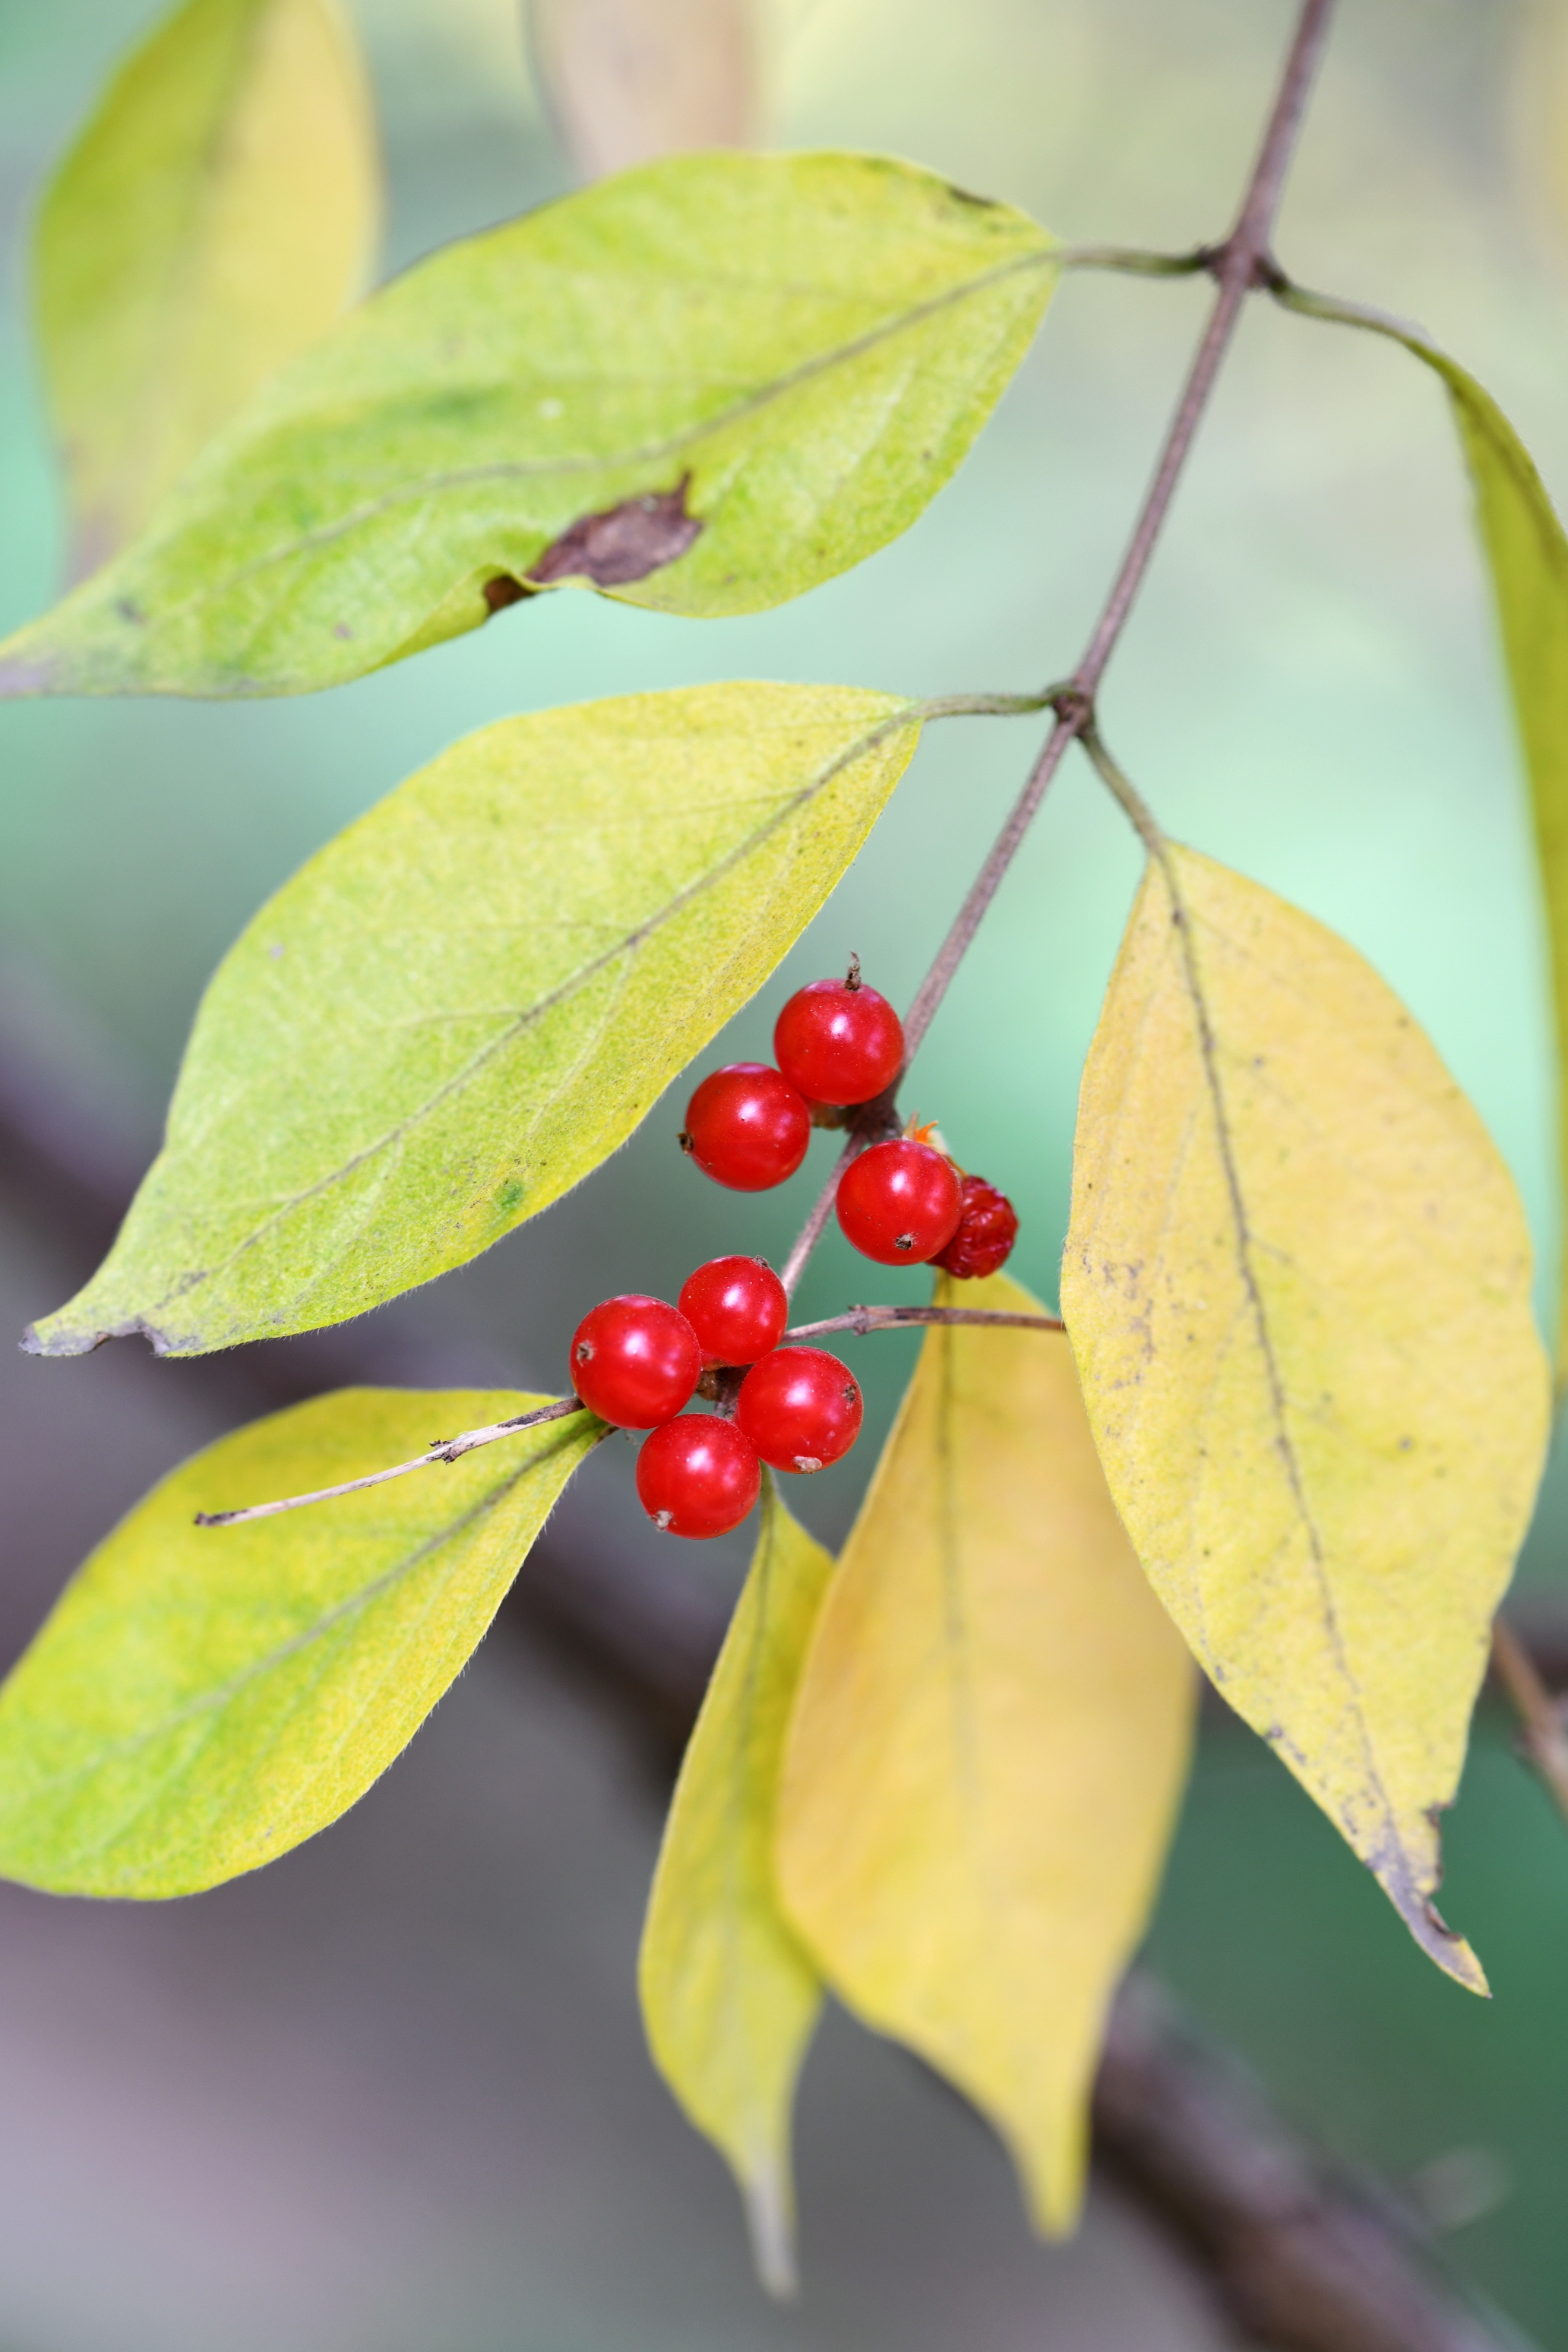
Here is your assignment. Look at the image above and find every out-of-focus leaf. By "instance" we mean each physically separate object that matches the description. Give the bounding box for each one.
[27,683,920,1358]
[1280,286,1568,1383]
[0,1391,599,1898]
[0,151,1057,699]
[639,1479,830,2297]
[1062,844,1549,1993]
[529,0,758,179]
[776,1273,1194,2233]
[35,0,379,578]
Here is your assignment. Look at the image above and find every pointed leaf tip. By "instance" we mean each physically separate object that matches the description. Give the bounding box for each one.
[31,684,922,1357]
[638,1481,831,2289]
[1064,846,1547,1987]
[0,1389,596,1896]
[778,1275,1194,2233]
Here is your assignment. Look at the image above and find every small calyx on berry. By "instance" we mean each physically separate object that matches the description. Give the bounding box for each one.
[569,1294,701,1428]
[681,1062,810,1190]
[735,1345,863,1475]
[835,1135,963,1266]
[637,1415,760,1538]
[773,960,904,1108]
[678,1256,789,1365]
[932,1175,1020,1279]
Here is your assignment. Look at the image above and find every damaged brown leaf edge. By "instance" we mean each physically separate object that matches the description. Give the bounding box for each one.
[484,474,704,612]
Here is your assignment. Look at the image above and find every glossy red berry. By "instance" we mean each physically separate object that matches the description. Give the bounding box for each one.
[735,1346,863,1475]
[681,1063,810,1190]
[678,1256,789,1366]
[637,1415,761,1538]
[570,1294,701,1429]
[773,969,904,1106]
[836,1138,963,1266]
[932,1176,1020,1280]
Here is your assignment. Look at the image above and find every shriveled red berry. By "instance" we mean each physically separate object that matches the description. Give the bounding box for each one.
[570,1294,700,1429]
[774,968,903,1107]
[681,1064,810,1190]
[678,1256,789,1366]
[836,1138,963,1266]
[637,1415,760,1538]
[932,1176,1020,1280]
[735,1346,863,1475]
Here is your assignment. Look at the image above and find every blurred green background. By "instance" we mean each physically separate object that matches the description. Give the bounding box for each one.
[2,0,1567,2344]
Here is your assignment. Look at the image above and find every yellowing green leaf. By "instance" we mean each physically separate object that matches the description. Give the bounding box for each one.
[35,0,379,577]
[0,1389,599,1898]
[639,1480,831,2297]
[1279,286,1568,1384]
[0,151,1057,699]
[1062,845,1549,1993]
[1442,375,1568,1379]
[27,683,919,1358]
[776,1274,1194,2234]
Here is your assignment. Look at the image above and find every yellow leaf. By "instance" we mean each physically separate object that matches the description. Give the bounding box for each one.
[1062,845,1550,1993]
[639,1479,830,2297]
[776,1273,1194,2233]
[35,0,380,574]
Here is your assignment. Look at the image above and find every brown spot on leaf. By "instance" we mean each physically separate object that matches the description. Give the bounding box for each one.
[527,475,703,588]
[483,574,533,614]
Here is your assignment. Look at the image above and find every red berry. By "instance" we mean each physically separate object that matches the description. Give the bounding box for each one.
[932,1175,1020,1279]
[570,1295,701,1428]
[678,1256,789,1366]
[836,1138,963,1266]
[735,1346,863,1475]
[774,970,904,1106]
[681,1064,810,1190]
[637,1415,760,1538]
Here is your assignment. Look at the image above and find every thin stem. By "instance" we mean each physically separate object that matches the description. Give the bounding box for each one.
[901,709,1083,1061]
[779,1133,864,1299]
[1079,724,1167,858]
[195,1396,586,1528]
[915,687,1062,722]
[1061,243,1211,280]
[784,2,1338,1300]
[784,1304,1064,1342]
[1269,276,1435,355]
[1491,1617,1568,1828]
[1076,0,1336,691]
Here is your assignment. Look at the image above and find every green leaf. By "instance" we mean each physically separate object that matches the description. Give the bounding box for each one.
[1061,845,1550,1992]
[0,151,1057,699]
[27,682,922,1358]
[0,1389,599,1897]
[638,1479,830,2297]
[776,1275,1194,2233]
[35,0,379,579]
[1279,286,1568,1385]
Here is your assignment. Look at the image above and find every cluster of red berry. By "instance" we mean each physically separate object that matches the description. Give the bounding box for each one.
[571,1260,858,1539]
[568,968,1019,1541]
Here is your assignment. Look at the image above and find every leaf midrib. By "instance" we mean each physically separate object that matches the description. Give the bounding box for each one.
[134,705,920,1323]
[122,247,1056,626]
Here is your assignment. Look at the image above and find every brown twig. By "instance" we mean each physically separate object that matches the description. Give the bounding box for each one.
[1095,1980,1513,2352]
[192,1396,586,1527]
[782,1304,1063,1342]
[782,0,1339,1307]
[1490,1616,1568,1829]
[0,975,1535,2350]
